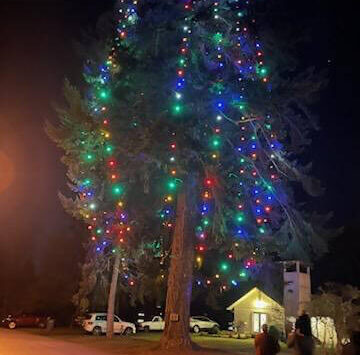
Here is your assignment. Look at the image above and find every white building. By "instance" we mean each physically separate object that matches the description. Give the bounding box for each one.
[227,287,285,336]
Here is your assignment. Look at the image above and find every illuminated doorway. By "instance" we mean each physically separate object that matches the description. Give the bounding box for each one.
[253,312,267,333]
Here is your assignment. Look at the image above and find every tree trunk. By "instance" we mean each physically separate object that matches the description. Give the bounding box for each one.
[106,253,120,339]
[160,178,196,350]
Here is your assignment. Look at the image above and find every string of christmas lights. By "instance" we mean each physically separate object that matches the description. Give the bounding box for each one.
[159,0,195,232]
[189,0,283,291]
[78,0,142,287]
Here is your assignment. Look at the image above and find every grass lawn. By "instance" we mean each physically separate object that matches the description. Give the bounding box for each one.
[19,327,292,355]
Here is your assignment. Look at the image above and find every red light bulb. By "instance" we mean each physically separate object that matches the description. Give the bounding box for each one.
[205,178,213,186]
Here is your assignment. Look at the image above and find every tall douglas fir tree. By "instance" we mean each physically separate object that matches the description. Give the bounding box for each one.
[48,0,330,349]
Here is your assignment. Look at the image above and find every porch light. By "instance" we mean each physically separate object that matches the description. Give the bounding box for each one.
[254,299,267,308]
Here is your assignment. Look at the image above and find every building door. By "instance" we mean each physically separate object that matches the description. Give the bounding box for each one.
[253,312,267,333]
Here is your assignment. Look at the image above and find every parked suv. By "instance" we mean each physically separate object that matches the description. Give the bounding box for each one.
[190,316,220,334]
[1,314,48,329]
[82,313,136,335]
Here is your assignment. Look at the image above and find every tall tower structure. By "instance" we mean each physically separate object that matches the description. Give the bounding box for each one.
[283,261,311,319]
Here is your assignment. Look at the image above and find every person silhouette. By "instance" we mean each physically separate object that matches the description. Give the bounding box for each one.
[287,311,314,355]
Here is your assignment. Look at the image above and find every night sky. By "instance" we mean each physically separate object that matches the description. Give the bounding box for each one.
[0,0,358,312]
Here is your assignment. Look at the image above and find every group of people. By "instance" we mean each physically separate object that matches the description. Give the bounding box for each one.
[255,311,360,355]
[254,311,314,355]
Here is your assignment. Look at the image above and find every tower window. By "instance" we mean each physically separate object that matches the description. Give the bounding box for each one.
[285,264,297,272]
[299,264,308,273]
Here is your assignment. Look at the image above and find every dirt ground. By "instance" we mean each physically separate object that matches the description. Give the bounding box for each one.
[0,327,292,355]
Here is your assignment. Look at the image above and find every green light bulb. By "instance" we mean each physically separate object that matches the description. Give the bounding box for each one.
[236,213,245,223]
[173,105,182,114]
[112,184,123,196]
[211,137,221,148]
[168,180,176,190]
[213,32,223,44]
[221,262,229,271]
[260,68,267,76]
[259,227,265,234]
[83,179,91,186]
[203,218,210,226]
[266,184,273,191]
[99,90,108,99]
[86,154,93,161]
[105,145,113,154]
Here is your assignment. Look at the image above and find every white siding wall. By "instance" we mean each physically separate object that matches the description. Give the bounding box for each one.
[232,289,285,335]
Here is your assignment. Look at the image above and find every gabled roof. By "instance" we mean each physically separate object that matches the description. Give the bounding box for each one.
[226,287,282,310]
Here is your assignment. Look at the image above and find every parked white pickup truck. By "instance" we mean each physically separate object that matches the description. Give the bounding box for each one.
[139,315,219,334]
[139,316,165,331]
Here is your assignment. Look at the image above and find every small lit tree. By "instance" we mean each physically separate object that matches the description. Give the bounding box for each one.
[309,283,360,352]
